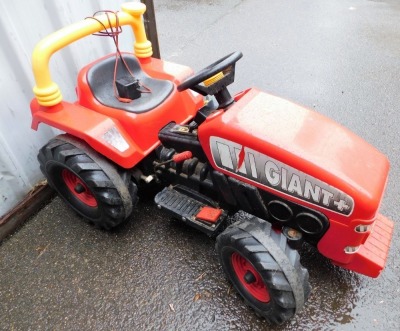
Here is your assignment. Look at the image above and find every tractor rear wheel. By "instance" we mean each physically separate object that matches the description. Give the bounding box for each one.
[216,216,310,324]
[38,135,137,230]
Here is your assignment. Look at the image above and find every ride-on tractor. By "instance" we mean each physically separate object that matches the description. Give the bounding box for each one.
[30,2,394,324]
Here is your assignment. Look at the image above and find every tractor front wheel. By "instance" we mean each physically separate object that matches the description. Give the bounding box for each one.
[216,216,311,324]
[38,135,137,230]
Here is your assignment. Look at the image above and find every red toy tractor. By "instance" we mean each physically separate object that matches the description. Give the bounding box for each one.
[30,2,394,324]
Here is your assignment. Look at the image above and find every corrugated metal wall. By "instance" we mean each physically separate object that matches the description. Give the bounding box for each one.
[0,0,136,217]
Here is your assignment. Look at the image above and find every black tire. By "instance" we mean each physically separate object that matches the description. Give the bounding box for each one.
[216,216,311,324]
[38,135,138,230]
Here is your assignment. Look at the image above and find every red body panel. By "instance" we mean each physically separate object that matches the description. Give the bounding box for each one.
[31,54,203,168]
[31,100,141,168]
[331,213,393,277]
[198,88,391,276]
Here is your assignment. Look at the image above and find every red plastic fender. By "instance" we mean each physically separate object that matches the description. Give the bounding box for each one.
[31,100,142,168]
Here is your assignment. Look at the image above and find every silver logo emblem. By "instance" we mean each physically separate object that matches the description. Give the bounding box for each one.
[210,136,354,216]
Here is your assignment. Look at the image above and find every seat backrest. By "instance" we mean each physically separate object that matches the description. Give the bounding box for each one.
[87,54,174,113]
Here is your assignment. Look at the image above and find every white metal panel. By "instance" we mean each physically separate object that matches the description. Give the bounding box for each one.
[0,0,137,217]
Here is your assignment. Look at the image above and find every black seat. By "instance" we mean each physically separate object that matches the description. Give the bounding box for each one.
[87,54,174,113]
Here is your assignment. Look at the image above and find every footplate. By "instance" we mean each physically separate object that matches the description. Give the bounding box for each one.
[334,214,394,278]
[155,186,227,236]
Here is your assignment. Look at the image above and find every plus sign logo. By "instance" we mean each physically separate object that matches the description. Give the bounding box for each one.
[334,199,350,212]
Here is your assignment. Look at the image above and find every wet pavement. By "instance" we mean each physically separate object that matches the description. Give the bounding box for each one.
[1,0,400,330]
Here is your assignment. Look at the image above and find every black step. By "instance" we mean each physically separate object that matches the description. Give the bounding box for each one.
[154,186,227,236]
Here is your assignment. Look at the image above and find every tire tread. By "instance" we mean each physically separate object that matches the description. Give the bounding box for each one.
[216,217,311,324]
[38,137,137,230]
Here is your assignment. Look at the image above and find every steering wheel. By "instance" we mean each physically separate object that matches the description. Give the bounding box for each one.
[177,51,243,95]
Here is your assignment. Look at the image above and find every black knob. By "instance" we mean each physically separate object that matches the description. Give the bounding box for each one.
[244,271,256,284]
[74,183,85,194]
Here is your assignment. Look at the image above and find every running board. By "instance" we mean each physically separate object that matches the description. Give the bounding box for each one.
[154,186,227,236]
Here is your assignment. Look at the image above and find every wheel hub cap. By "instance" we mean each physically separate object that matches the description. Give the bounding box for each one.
[74,183,85,194]
[231,252,270,303]
[244,271,256,284]
[61,169,97,207]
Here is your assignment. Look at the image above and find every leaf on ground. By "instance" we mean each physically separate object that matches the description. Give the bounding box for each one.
[36,243,51,259]
[194,293,201,302]
[195,272,206,281]
[202,290,212,298]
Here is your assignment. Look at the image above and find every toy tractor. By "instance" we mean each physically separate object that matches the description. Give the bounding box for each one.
[30,2,394,324]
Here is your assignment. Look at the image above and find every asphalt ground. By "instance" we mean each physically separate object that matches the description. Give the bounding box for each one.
[1,0,400,330]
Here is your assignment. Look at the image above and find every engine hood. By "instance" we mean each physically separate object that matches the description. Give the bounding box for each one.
[198,88,389,221]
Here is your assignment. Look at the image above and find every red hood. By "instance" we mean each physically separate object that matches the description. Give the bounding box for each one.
[199,88,389,221]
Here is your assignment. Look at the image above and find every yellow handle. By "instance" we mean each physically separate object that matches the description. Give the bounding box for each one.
[32,2,152,107]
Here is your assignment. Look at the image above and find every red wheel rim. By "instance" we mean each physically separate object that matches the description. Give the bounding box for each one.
[231,252,270,303]
[61,169,97,207]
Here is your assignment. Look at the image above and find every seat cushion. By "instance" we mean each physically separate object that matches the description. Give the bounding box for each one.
[87,54,174,113]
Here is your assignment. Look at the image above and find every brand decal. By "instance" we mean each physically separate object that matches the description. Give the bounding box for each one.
[210,137,354,216]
